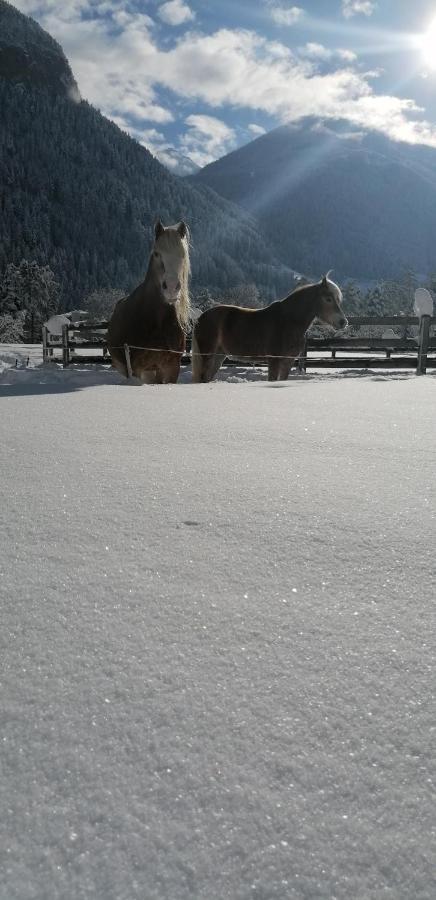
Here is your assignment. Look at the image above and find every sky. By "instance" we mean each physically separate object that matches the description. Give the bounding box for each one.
[12,0,436,171]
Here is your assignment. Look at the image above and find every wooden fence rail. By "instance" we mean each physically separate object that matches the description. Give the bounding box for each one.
[42,315,436,375]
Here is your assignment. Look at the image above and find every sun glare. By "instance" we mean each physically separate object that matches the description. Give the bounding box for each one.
[421,17,436,69]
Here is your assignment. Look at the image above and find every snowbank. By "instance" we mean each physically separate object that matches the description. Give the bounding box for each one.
[1,350,436,899]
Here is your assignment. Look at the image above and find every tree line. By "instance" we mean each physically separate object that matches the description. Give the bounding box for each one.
[1,259,434,343]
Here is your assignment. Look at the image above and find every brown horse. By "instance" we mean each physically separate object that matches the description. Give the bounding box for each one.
[108,220,191,383]
[192,275,347,382]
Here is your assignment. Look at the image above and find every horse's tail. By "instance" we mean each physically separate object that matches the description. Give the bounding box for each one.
[191,326,203,383]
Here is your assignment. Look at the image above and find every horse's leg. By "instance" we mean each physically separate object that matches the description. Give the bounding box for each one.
[160,357,181,384]
[110,349,128,378]
[191,330,208,382]
[278,358,292,380]
[139,370,158,384]
[268,358,280,381]
[205,352,226,381]
[191,327,224,382]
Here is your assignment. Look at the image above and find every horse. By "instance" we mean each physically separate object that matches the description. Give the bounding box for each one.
[192,274,347,382]
[108,219,191,384]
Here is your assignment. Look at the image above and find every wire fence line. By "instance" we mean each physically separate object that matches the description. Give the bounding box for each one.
[40,315,436,374]
[112,344,306,361]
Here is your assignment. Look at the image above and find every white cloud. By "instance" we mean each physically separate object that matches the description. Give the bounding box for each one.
[12,1,436,156]
[299,43,357,62]
[109,120,185,171]
[179,114,236,167]
[115,113,235,170]
[342,1,377,18]
[15,3,174,126]
[338,48,358,62]
[269,4,304,26]
[248,123,267,135]
[157,0,195,26]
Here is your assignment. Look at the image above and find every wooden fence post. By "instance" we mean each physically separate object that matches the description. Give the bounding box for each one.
[42,326,48,365]
[416,315,430,375]
[124,343,133,379]
[62,324,70,368]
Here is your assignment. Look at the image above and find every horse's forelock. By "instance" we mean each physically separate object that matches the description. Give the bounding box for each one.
[154,225,187,255]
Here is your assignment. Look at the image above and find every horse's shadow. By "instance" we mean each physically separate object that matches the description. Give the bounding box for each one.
[0,365,127,397]
[0,363,428,397]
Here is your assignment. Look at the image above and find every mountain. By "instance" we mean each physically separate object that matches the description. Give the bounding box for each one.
[158,149,201,177]
[0,1,296,308]
[191,119,436,281]
[0,0,79,99]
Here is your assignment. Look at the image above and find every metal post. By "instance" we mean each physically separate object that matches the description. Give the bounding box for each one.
[62,323,70,368]
[416,315,430,375]
[124,343,133,379]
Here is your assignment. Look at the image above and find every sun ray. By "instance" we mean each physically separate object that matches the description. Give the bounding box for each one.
[419,16,436,70]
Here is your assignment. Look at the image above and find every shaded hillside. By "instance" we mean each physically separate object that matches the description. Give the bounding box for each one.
[192,119,436,280]
[0,0,79,98]
[0,1,296,307]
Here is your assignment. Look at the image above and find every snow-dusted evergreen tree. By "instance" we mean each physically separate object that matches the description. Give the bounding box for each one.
[0,260,60,340]
[191,287,215,312]
[342,280,363,314]
[0,310,26,343]
[82,288,124,321]
[425,272,436,296]
[374,270,418,316]
[366,285,384,316]
[224,283,263,308]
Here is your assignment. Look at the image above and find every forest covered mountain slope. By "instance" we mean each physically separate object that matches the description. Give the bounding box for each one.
[0,0,79,98]
[0,1,296,308]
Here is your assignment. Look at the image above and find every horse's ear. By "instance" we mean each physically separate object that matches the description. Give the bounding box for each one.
[178,221,188,239]
[321,274,328,286]
[155,219,164,239]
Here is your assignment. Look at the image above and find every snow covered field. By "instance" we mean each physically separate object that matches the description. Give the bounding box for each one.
[1,347,436,899]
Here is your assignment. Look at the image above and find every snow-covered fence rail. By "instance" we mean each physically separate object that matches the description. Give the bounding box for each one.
[42,321,110,367]
[43,315,436,375]
[301,315,436,375]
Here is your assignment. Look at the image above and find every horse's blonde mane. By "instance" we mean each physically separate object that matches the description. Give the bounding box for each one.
[154,224,191,332]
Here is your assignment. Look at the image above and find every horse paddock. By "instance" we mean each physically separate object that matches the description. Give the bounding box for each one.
[1,358,436,900]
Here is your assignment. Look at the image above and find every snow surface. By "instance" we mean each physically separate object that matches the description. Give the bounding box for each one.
[1,347,436,899]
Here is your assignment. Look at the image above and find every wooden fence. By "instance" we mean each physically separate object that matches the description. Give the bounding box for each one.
[42,315,436,375]
[300,316,436,375]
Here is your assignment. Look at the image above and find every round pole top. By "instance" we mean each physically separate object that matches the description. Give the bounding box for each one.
[414,288,433,317]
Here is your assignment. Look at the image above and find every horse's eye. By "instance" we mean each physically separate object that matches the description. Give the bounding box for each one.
[154,251,160,258]
[326,296,333,303]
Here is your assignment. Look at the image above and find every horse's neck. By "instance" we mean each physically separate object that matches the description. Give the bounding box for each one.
[139,265,164,313]
[282,286,318,332]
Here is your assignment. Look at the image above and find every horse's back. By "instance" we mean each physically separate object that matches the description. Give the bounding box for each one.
[195,302,280,356]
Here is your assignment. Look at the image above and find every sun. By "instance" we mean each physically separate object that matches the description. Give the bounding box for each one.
[420,17,436,69]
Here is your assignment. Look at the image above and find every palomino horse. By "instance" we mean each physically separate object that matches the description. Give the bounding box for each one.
[192,275,347,382]
[108,220,190,383]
